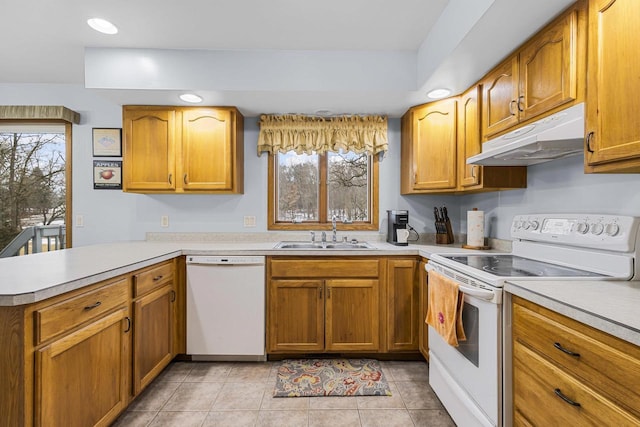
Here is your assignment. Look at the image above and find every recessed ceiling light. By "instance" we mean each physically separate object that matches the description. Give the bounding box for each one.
[179,93,203,103]
[87,18,118,35]
[427,88,451,99]
[315,109,332,116]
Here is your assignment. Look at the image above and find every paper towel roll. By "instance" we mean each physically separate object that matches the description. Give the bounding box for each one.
[467,208,485,247]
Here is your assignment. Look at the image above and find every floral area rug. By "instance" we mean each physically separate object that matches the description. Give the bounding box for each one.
[273,358,392,397]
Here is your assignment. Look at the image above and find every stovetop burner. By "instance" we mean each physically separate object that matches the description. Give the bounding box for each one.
[442,255,605,278]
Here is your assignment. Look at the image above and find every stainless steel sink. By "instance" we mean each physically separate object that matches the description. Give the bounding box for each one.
[273,241,377,250]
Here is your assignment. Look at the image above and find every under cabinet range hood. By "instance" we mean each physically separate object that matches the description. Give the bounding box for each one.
[467,102,585,166]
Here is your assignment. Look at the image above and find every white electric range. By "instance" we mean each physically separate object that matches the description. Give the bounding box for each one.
[425,213,640,427]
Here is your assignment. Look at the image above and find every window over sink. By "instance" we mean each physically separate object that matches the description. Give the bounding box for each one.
[268,149,379,230]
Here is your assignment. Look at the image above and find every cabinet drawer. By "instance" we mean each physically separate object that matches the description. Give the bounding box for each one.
[134,261,174,297]
[513,299,640,415]
[36,278,129,344]
[270,259,379,278]
[513,342,640,426]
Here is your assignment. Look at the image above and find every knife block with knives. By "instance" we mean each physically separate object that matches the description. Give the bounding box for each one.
[434,206,454,244]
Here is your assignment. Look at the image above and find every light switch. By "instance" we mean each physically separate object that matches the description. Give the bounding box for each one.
[161,215,169,227]
[244,216,256,227]
[76,215,84,227]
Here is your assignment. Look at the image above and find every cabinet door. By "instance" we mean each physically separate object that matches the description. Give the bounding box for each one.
[133,284,174,395]
[586,0,640,172]
[325,279,379,352]
[482,56,520,138]
[268,279,324,352]
[410,99,457,191]
[123,107,176,191]
[35,308,130,427]
[386,258,419,351]
[418,260,429,360]
[181,108,234,191]
[519,9,578,121]
[458,86,482,188]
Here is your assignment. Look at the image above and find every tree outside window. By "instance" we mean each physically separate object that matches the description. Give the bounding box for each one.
[270,150,378,230]
[0,131,66,252]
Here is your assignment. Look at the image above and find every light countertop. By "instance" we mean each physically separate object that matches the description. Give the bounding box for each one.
[0,239,494,306]
[505,280,640,346]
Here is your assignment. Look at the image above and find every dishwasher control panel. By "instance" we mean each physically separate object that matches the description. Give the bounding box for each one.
[186,256,265,265]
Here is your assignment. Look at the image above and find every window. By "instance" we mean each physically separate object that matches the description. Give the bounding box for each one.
[268,150,378,230]
[0,122,71,256]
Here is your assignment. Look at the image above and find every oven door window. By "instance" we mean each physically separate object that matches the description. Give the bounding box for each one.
[457,302,479,367]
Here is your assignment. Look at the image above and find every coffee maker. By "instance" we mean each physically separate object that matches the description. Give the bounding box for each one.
[387,210,409,246]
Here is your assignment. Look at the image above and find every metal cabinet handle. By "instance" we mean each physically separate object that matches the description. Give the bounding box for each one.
[84,301,102,310]
[509,100,517,116]
[319,286,322,299]
[153,275,164,281]
[124,316,132,333]
[183,174,188,185]
[168,173,173,185]
[554,342,580,358]
[554,388,581,407]
[170,289,176,302]
[327,287,331,299]
[517,95,525,112]
[586,131,595,153]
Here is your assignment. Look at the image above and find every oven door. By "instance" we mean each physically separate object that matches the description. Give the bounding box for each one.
[428,289,502,427]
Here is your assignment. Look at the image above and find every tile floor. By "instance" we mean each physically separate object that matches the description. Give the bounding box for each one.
[111,360,456,427]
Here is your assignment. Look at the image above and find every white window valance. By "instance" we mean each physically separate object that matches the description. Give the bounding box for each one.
[257,114,388,156]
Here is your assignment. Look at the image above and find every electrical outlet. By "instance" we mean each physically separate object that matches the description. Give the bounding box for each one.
[161,215,169,227]
[76,215,84,227]
[243,216,257,227]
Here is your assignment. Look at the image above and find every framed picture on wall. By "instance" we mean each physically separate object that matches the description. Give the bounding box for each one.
[92,128,122,157]
[93,160,122,189]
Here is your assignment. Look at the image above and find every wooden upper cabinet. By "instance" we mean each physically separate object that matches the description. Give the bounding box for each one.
[585,0,640,173]
[481,1,585,140]
[519,9,578,121]
[482,56,520,138]
[458,86,483,188]
[123,106,244,193]
[181,108,238,191]
[459,86,527,192]
[123,108,176,191]
[401,98,457,194]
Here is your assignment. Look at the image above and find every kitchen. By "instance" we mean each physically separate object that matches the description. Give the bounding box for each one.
[2,0,640,426]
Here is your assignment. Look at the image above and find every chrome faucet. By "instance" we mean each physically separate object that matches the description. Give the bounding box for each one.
[332,215,338,243]
[310,231,316,243]
[321,231,327,243]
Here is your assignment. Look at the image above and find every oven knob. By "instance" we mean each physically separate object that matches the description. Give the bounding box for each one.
[530,220,540,231]
[605,223,620,237]
[590,223,604,235]
[522,221,531,230]
[575,222,589,234]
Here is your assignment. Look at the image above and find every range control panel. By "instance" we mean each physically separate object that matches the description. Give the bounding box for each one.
[511,214,640,252]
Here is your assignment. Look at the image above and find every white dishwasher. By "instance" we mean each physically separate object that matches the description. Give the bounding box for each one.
[186,255,266,361]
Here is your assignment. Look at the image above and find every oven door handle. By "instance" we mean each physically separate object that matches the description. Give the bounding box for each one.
[457,284,495,300]
[426,263,495,301]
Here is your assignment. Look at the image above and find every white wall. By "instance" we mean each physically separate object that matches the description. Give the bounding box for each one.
[458,155,640,240]
[3,83,638,246]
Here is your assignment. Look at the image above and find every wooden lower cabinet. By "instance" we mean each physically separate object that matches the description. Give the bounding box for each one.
[512,296,640,425]
[325,279,379,352]
[268,279,325,352]
[268,277,379,352]
[35,308,131,427]
[267,256,421,355]
[418,259,429,360]
[0,258,183,427]
[386,258,419,351]
[132,283,175,395]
